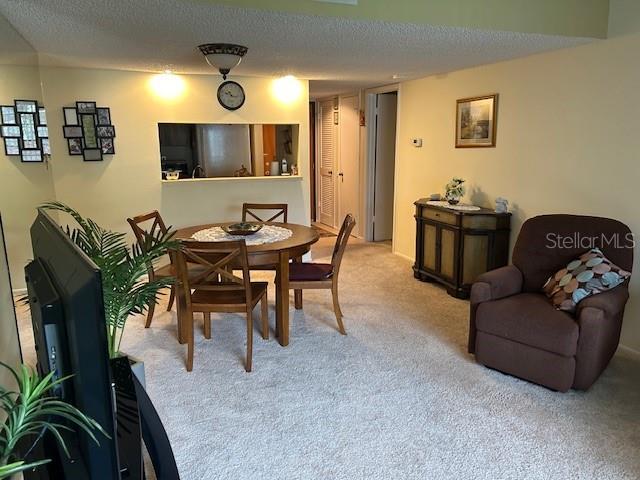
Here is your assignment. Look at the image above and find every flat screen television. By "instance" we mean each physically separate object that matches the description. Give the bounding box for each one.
[26,208,120,479]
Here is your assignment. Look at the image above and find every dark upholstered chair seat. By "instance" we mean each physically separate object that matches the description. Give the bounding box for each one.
[476,293,579,356]
[289,263,333,281]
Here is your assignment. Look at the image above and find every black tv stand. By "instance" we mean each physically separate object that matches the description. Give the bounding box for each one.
[23,358,179,480]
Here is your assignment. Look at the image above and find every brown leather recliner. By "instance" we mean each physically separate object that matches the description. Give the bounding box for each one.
[469,214,633,391]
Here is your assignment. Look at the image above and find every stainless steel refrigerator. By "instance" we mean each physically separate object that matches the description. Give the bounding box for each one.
[195,124,252,177]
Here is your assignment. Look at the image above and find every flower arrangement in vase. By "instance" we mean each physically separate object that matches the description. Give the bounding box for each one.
[444,178,466,205]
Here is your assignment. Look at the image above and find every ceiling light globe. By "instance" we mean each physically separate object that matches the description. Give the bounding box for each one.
[198,43,248,79]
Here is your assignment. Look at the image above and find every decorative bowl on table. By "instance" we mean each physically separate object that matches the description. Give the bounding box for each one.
[222,222,263,236]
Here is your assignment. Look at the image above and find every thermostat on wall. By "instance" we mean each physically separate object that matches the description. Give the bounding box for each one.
[412,138,423,147]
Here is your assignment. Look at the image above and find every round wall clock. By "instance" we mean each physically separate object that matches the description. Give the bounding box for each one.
[217,81,245,111]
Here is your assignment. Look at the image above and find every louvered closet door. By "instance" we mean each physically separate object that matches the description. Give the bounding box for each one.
[318,99,336,227]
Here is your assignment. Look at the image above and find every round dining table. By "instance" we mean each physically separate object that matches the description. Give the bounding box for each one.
[174,222,320,347]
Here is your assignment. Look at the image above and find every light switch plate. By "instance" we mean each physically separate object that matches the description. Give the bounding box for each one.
[412,138,423,147]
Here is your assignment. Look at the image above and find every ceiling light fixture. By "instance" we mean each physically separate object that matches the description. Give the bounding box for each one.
[198,43,248,79]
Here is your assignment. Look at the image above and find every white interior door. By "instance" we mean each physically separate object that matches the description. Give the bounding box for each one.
[373,92,397,241]
[338,95,360,228]
[318,99,336,227]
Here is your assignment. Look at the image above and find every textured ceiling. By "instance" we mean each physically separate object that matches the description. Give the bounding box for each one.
[0,12,37,65]
[0,0,594,98]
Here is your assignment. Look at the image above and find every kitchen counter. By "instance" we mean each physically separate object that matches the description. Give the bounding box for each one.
[161,175,303,184]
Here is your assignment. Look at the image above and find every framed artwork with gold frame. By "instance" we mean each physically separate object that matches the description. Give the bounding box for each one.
[455,94,498,148]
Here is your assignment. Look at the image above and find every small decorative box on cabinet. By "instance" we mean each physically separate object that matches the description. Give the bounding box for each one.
[413,199,511,299]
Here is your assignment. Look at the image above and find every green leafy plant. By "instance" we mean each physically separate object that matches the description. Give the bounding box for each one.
[0,362,108,479]
[41,202,178,358]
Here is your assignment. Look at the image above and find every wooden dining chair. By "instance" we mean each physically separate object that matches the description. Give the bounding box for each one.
[288,214,356,335]
[175,239,268,372]
[127,210,176,328]
[241,202,289,272]
[242,203,288,223]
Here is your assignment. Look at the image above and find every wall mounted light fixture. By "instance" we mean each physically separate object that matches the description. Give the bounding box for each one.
[272,75,303,105]
[150,71,186,100]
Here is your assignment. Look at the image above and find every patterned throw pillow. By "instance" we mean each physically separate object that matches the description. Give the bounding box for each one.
[543,248,631,313]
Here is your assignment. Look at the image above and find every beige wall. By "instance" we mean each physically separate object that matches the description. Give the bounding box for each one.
[17,68,308,284]
[394,32,640,351]
[0,215,21,399]
[609,0,640,37]
[0,64,57,288]
[1,67,309,288]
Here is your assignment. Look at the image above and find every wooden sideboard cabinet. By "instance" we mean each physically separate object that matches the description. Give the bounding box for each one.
[413,200,511,299]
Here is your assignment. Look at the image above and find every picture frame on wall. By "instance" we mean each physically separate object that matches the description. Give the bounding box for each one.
[38,107,47,125]
[37,126,49,138]
[96,125,115,138]
[80,114,98,148]
[455,94,498,148]
[64,107,79,125]
[67,138,83,155]
[41,138,51,155]
[76,101,97,114]
[63,126,83,138]
[99,138,115,155]
[1,100,51,159]
[1,106,17,124]
[15,100,37,113]
[20,148,43,163]
[1,125,21,138]
[19,113,36,142]
[62,101,115,160]
[3,138,20,156]
[96,107,111,125]
[82,148,103,162]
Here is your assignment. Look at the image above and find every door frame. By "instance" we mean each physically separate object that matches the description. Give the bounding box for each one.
[315,94,362,232]
[315,97,339,228]
[309,101,316,222]
[364,84,401,245]
[337,93,361,235]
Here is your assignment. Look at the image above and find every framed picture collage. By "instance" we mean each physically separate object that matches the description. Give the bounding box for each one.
[63,101,116,161]
[0,99,50,163]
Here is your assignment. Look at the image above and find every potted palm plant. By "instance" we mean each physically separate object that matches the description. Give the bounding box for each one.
[0,362,108,479]
[41,202,178,361]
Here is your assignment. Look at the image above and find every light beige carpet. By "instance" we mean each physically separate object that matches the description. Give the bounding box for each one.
[16,238,640,479]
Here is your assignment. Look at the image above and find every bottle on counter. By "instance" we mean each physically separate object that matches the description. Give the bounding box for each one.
[281,158,288,175]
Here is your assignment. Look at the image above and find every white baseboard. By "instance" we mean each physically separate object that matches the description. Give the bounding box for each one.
[392,250,414,263]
